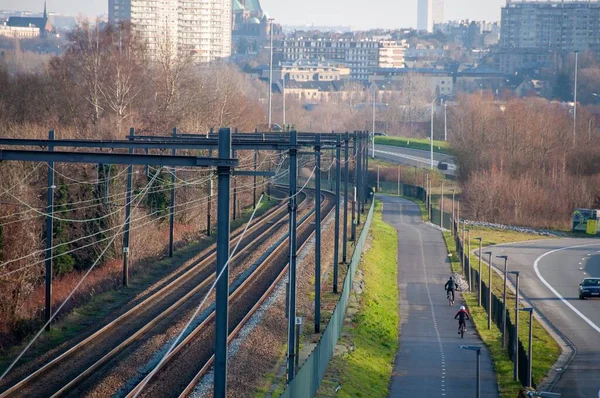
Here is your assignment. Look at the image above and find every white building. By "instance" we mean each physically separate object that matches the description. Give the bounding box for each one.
[379,40,408,68]
[108,0,231,63]
[0,22,40,38]
[418,0,443,32]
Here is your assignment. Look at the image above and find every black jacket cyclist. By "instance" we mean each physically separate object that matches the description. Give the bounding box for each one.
[444,276,456,301]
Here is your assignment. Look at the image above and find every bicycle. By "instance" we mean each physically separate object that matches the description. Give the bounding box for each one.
[446,289,454,306]
[458,321,467,338]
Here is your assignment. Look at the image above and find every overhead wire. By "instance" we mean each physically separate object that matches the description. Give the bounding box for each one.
[0,161,298,272]
[131,193,266,398]
[0,167,163,382]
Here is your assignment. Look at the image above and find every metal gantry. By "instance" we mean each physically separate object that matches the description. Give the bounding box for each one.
[0,128,372,397]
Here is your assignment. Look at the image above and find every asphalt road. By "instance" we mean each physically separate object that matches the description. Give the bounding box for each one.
[381,196,498,398]
[488,238,600,397]
[374,144,457,175]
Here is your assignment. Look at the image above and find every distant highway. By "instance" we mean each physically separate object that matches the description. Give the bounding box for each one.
[373,144,457,175]
[488,238,600,397]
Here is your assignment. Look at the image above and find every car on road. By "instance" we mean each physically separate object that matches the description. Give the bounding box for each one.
[579,277,600,299]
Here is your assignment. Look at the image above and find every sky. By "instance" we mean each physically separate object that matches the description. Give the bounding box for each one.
[0,0,506,29]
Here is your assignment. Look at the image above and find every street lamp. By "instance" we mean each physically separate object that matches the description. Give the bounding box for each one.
[525,392,561,397]
[444,100,448,141]
[573,50,579,146]
[483,251,493,329]
[451,189,456,234]
[497,255,508,348]
[267,18,275,130]
[430,96,443,169]
[508,270,521,382]
[371,85,384,159]
[372,86,376,159]
[460,345,482,398]
[520,307,534,388]
[476,237,483,306]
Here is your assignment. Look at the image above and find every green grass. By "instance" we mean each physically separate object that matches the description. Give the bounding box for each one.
[375,136,452,155]
[317,200,399,397]
[443,228,561,397]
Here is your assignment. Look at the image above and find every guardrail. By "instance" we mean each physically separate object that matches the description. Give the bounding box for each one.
[280,201,375,397]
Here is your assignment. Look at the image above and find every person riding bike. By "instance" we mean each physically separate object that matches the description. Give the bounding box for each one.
[455,306,470,334]
[444,276,456,302]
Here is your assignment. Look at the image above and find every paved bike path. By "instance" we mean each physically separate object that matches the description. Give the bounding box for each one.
[381,196,499,398]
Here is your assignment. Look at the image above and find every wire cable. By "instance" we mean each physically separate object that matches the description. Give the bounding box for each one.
[131,194,266,398]
[0,167,163,382]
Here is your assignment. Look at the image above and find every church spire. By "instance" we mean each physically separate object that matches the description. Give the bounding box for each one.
[43,1,47,19]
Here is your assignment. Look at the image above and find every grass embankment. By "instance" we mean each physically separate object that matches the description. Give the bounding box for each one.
[442,228,560,397]
[317,200,399,397]
[375,136,452,155]
[0,198,277,369]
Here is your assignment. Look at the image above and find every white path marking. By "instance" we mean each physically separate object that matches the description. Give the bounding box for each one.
[534,243,600,334]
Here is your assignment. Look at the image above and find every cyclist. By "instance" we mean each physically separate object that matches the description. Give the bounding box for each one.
[444,276,456,303]
[455,306,470,334]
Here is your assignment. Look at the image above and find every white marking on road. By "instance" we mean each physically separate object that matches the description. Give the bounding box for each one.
[418,226,447,395]
[375,149,457,171]
[534,243,600,334]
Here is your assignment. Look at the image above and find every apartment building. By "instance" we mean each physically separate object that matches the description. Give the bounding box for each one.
[499,0,600,72]
[282,38,381,81]
[261,61,351,82]
[379,40,407,68]
[109,0,231,62]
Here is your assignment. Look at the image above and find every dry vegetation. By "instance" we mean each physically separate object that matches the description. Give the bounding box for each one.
[0,22,271,349]
[450,93,600,230]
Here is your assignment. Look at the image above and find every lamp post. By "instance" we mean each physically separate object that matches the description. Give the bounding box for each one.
[372,86,376,158]
[497,255,508,348]
[573,50,579,146]
[451,189,456,234]
[476,237,482,306]
[483,251,493,329]
[267,18,275,130]
[430,97,442,169]
[440,181,444,229]
[520,307,534,388]
[467,229,472,291]
[283,73,286,128]
[444,99,448,141]
[508,270,521,382]
[460,345,482,398]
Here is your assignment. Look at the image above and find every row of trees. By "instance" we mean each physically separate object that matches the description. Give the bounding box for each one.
[0,22,264,136]
[0,22,270,345]
[450,93,600,229]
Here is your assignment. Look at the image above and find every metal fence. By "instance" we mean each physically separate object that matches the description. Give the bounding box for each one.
[453,219,536,389]
[280,200,375,397]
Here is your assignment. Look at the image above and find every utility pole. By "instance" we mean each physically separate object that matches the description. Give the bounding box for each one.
[169,127,176,258]
[287,131,298,381]
[44,130,55,331]
[123,128,135,288]
[342,133,349,263]
[214,128,232,398]
[268,18,275,130]
[333,134,341,293]
[314,135,322,333]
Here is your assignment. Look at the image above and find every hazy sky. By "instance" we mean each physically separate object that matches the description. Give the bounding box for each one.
[0,0,505,29]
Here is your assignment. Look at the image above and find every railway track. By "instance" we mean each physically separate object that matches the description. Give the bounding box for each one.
[127,190,336,398]
[0,187,309,397]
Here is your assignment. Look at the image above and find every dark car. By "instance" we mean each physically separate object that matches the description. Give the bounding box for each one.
[579,277,600,299]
